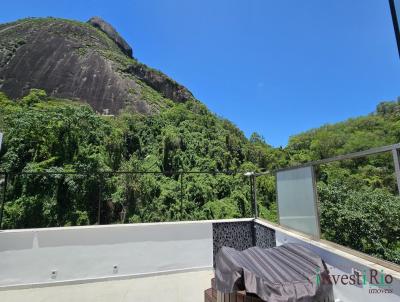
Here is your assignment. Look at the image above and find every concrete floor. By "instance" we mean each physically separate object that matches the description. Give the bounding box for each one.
[0,269,214,302]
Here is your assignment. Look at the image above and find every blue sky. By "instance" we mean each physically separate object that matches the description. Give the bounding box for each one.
[1,0,399,146]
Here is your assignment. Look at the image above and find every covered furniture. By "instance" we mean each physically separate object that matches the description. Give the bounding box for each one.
[213,243,333,302]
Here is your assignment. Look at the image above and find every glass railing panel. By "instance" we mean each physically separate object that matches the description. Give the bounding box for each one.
[276,166,320,237]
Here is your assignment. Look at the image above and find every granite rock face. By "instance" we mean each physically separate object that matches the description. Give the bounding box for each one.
[0,17,194,114]
[125,63,194,104]
[87,16,133,58]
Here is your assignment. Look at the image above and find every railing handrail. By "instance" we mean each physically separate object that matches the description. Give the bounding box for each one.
[0,170,267,176]
[275,143,400,172]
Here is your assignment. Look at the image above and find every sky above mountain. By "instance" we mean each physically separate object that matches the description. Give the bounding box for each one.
[1,0,399,146]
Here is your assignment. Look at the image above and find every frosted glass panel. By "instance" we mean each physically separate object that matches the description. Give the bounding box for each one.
[276,166,320,237]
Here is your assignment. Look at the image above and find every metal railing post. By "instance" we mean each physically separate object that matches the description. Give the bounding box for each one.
[97,174,102,225]
[252,174,258,219]
[311,165,322,240]
[123,173,128,223]
[180,172,183,220]
[392,148,400,194]
[0,172,8,229]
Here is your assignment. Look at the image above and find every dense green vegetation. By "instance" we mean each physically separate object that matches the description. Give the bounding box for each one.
[319,182,400,264]
[0,89,399,265]
[0,89,280,227]
[286,99,400,264]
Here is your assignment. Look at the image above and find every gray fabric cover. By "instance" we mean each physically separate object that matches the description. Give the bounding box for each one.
[215,243,332,302]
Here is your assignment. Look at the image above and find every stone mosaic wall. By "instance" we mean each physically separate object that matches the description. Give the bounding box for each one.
[212,220,276,266]
[254,222,276,249]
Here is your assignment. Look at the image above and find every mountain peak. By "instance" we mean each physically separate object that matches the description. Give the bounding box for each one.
[87,16,133,58]
[0,17,194,114]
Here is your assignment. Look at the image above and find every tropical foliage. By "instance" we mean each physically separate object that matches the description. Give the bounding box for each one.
[0,90,278,228]
[0,90,399,264]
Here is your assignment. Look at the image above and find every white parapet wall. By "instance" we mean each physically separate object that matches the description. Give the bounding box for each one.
[0,220,218,288]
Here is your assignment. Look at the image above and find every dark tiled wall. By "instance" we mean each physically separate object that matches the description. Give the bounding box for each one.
[212,220,276,266]
[212,221,253,266]
[254,222,276,248]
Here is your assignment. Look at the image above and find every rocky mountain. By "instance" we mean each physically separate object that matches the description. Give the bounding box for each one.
[0,17,194,114]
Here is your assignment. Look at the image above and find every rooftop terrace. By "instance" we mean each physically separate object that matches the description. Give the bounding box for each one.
[1,145,400,301]
[0,218,399,302]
